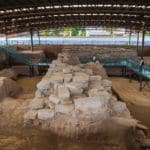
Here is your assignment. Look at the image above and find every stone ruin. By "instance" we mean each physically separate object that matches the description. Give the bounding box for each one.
[24,53,138,137]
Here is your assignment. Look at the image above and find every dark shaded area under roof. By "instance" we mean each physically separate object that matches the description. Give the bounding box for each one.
[0,0,149,34]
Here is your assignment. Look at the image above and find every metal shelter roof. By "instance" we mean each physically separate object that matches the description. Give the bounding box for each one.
[0,0,149,34]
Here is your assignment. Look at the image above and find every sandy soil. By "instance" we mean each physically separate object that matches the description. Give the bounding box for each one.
[111,77,150,107]
[111,77,150,128]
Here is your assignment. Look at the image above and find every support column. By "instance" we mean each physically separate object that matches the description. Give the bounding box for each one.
[30,29,34,52]
[5,34,8,46]
[136,31,140,54]
[141,30,145,59]
[129,30,132,46]
[37,30,41,45]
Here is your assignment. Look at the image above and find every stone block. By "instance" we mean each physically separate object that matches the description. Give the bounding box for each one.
[55,104,74,115]
[38,109,55,120]
[73,72,89,83]
[24,110,37,121]
[88,89,111,99]
[29,98,45,110]
[35,89,44,98]
[74,97,108,113]
[64,74,72,83]
[101,79,112,87]
[63,67,72,74]
[49,95,60,104]
[112,101,128,113]
[50,73,64,83]
[37,79,51,90]
[65,82,84,95]
[58,85,70,100]
[89,75,102,81]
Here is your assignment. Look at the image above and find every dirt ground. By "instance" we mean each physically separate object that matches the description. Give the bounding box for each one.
[111,77,150,128]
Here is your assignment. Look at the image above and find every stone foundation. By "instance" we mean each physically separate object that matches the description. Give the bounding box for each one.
[24,52,138,137]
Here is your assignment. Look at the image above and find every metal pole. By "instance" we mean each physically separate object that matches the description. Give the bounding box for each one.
[129,30,132,46]
[37,30,41,45]
[5,34,8,46]
[141,30,145,59]
[136,31,140,54]
[30,29,34,52]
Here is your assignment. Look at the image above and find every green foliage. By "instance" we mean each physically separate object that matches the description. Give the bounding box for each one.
[42,27,86,37]
[145,31,150,36]
[71,27,80,36]
[64,27,72,36]
[71,27,86,37]
[43,30,49,36]
[51,28,62,36]
[80,28,86,37]
[107,27,115,35]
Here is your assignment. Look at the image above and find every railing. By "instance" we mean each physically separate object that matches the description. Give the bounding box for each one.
[0,46,50,66]
[79,57,150,79]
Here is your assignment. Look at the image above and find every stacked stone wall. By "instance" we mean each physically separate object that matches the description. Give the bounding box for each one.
[24,52,138,137]
[62,46,138,60]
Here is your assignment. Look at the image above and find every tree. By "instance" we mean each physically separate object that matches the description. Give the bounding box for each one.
[145,31,150,36]
[64,27,72,37]
[80,28,86,37]
[43,30,49,36]
[51,28,62,36]
[107,27,115,35]
[71,27,80,36]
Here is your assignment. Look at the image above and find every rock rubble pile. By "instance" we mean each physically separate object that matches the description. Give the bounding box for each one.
[24,53,137,137]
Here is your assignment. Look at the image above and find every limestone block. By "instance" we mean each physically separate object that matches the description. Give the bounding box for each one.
[49,95,60,104]
[65,82,84,95]
[24,110,37,121]
[74,97,108,113]
[35,89,44,98]
[50,73,64,84]
[84,69,93,75]
[89,75,102,82]
[29,98,45,110]
[64,74,72,83]
[112,101,129,114]
[55,104,74,115]
[38,109,55,120]
[37,79,51,90]
[88,88,99,97]
[48,102,55,110]
[43,89,52,97]
[101,79,112,87]
[60,99,73,105]
[73,72,89,83]
[89,81,104,91]
[88,89,111,98]
[71,66,82,72]
[63,67,72,74]
[58,85,70,100]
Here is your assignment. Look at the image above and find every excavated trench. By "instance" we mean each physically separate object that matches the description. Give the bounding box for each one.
[0,46,150,150]
[0,75,148,150]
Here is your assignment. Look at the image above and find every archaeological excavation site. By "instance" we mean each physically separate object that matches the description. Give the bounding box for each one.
[0,1,150,150]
